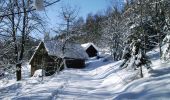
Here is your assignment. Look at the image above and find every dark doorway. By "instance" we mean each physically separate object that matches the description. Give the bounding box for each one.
[86,45,98,57]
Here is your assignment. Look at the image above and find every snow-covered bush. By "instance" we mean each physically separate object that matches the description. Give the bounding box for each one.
[33,69,45,78]
[0,61,16,79]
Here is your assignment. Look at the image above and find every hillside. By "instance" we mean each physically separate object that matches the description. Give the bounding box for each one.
[0,48,170,100]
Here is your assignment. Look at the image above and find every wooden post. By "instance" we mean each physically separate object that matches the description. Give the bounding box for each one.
[140,66,143,78]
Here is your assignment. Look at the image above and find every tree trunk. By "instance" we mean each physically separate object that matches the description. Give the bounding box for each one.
[140,66,143,78]
[159,33,162,58]
[10,0,21,81]
[16,0,27,81]
[155,0,162,58]
[16,63,22,81]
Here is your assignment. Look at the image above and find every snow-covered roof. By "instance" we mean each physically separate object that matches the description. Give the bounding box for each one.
[81,43,98,51]
[29,42,42,64]
[44,41,88,59]
[29,41,89,64]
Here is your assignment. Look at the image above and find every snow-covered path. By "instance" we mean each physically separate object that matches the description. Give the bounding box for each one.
[50,57,143,100]
[52,59,125,100]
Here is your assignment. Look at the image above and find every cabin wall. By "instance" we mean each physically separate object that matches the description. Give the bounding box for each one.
[30,43,46,76]
[30,43,64,76]
[30,55,63,76]
[31,65,36,76]
[45,56,63,76]
[66,59,85,68]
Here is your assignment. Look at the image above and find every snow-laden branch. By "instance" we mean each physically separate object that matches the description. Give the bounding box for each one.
[0,0,61,18]
[150,0,165,5]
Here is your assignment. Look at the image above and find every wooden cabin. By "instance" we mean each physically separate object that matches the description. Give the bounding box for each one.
[81,43,98,57]
[29,41,88,76]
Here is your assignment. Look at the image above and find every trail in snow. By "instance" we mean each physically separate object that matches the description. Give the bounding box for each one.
[112,47,170,100]
[52,59,125,100]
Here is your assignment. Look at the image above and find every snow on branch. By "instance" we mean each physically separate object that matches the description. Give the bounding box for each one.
[0,0,61,18]
[150,0,165,5]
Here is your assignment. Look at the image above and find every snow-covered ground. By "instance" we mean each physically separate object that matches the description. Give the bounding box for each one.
[0,48,170,100]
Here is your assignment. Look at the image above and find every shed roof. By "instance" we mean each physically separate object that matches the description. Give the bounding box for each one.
[29,42,42,64]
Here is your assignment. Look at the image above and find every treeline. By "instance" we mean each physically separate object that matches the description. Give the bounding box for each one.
[54,0,170,61]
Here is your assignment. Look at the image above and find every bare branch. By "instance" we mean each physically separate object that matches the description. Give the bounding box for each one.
[0,0,61,18]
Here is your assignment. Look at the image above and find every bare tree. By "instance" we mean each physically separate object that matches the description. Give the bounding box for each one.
[59,4,79,39]
[0,0,61,81]
[56,4,79,69]
[101,7,127,60]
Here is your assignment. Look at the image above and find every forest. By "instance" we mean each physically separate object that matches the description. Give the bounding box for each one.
[0,0,170,99]
[0,0,169,80]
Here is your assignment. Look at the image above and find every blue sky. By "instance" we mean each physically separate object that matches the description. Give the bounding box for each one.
[37,0,125,37]
[63,0,112,18]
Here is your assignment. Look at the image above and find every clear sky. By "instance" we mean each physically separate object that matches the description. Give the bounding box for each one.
[62,0,112,18]
[37,0,125,37]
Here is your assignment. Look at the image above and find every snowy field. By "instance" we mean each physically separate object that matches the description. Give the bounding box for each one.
[0,48,170,100]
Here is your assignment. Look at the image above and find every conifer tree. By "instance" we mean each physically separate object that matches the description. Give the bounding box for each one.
[121,39,152,78]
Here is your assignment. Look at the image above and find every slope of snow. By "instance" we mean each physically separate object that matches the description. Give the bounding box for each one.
[113,47,170,100]
[113,73,170,100]
[0,47,170,100]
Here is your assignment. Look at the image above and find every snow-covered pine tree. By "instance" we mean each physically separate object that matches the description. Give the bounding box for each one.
[121,39,152,78]
[161,9,170,61]
[162,31,170,61]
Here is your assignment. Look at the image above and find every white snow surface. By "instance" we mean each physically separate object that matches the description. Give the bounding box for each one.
[0,47,170,100]
[33,69,45,78]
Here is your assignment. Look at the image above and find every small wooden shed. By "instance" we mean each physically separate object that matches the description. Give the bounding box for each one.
[81,43,98,57]
[29,40,88,76]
